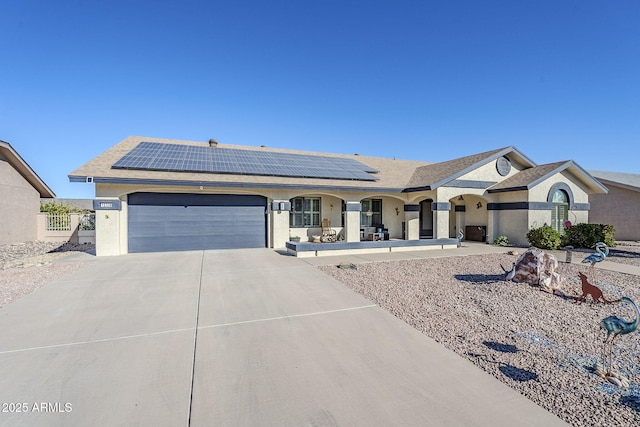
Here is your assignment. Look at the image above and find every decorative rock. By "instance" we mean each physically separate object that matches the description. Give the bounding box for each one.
[338,261,357,270]
[503,248,563,293]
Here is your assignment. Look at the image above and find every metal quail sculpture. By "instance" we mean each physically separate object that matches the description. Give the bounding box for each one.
[599,297,639,379]
[581,242,609,281]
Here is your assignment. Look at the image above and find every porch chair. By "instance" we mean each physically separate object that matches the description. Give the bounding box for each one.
[321,218,337,242]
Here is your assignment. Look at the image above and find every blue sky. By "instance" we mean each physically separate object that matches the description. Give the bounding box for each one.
[3,0,639,199]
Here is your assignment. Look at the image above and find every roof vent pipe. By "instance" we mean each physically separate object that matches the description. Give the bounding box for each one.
[209,139,218,147]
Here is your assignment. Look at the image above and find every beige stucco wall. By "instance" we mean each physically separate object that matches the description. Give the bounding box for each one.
[90,163,595,254]
[589,184,640,241]
[457,156,525,183]
[488,190,528,245]
[0,160,40,244]
[529,171,590,226]
[94,182,422,254]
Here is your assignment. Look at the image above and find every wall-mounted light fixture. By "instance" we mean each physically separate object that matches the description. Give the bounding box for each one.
[477,202,483,209]
[458,195,464,201]
[395,207,400,215]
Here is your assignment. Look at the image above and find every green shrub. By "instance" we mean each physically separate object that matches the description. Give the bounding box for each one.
[526,225,563,250]
[493,235,509,246]
[40,201,81,214]
[563,223,615,248]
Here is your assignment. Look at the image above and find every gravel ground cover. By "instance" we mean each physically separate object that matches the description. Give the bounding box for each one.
[320,250,640,427]
[2,239,639,424]
[0,241,94,308]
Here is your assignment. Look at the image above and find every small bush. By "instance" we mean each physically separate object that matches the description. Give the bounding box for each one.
[493,235,509,246]
[40,201,81,214]
[563,223,615,248]
[527,225,563,250]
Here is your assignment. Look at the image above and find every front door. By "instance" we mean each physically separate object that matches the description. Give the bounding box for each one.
[419,199,433,238]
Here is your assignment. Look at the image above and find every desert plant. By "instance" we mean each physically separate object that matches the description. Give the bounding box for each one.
[526,225,563,250]
[493,235,509,246]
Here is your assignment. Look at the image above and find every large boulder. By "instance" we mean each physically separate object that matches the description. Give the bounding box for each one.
[503,248,563,293]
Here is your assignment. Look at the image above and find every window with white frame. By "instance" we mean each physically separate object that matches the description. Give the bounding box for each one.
[551,190,569,233]
[360,198,382,227]
[290,197,321,227]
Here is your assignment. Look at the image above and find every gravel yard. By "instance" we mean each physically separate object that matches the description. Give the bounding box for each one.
[0,241,94,308]
[2,239,639,425]
[320,245,640,427]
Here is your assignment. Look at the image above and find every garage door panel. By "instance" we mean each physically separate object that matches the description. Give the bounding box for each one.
[128,193,266,253]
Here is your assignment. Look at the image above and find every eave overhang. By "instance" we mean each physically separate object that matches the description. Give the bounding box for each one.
[0,140,56,198]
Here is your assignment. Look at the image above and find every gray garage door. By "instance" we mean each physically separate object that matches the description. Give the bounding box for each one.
[128,193,267,253]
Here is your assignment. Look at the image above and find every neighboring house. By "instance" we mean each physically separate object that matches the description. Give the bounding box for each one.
[0,140,56,245]
[588,170,640,241]
[69,136,607,256]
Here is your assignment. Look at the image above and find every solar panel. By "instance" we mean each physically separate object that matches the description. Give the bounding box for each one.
[112,142,379,181]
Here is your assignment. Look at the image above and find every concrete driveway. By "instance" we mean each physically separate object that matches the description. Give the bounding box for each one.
[0,249,567,426]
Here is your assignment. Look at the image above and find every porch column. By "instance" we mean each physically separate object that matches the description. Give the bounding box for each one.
[404,204,420,240]
[344,202,361,242]
[486,209,496,244]
[432,202,451,239]
[270,200,291,249]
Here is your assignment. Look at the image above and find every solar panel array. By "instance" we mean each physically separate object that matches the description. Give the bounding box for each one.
[112,142,379,181]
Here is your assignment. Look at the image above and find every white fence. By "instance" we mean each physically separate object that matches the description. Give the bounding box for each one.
[37,213,96,244]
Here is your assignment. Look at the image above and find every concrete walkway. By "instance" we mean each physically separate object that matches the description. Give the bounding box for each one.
[0,247,570,426]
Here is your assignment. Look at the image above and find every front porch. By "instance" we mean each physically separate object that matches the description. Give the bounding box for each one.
[285,238,459,257]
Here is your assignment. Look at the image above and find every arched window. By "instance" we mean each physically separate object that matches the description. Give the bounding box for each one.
[551,189,569,232]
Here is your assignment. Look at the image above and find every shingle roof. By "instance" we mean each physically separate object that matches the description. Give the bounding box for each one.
[488,162,568,192]
[69,136,607,195]
[589,170,640,192]
[69,136,429,192]
[489,161,608,194]
[405,147,512,191]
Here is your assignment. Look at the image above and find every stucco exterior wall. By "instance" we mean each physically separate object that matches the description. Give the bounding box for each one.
[590,184,640,241]
[89,161,599,254]
[529,171,590,206]
[457,156,525,183]
[0,160,39,244]
[488,190,529,245]
[529,171,590,227]
[496,210,529,246]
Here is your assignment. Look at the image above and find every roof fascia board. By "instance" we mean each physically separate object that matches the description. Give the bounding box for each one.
[0,140,56,198]
[554,161,608,194]
[571,162,609,193]
[69,175,406,194]
[402,185,432,193]
[486,186,529,194]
